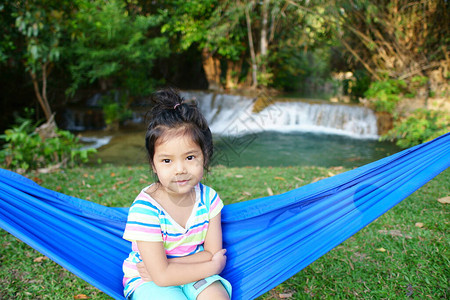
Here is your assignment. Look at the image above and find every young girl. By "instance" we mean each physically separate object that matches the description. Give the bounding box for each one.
[122,88,232,300]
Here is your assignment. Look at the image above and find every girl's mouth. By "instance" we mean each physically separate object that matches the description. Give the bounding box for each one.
[175,179,189,185]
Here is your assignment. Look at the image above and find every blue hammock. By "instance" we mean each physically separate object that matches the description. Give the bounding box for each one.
[1,133,449,300]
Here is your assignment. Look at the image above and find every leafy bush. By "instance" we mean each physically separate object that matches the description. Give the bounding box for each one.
[348,69,371,101]
[100,93,133,130]
[0,118,96,172]
[381,109,449,148]
[364,79,407,113]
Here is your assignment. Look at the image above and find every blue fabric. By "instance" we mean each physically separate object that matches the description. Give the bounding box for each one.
[0,133,449,300]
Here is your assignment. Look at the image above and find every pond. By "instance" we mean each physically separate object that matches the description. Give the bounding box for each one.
[84,130,400,169]
[79,91,401,169]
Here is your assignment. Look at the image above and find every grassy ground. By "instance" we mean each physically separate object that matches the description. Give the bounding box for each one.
[1,164,449,299]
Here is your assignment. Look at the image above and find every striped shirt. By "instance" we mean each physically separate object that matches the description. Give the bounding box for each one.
[122,183,223,298]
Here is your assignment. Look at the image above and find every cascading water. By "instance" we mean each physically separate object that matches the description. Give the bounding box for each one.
[77,91,397,167]
[181,91,378,139]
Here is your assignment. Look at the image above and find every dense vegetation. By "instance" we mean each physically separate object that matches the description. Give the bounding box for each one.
[0,0,449,167]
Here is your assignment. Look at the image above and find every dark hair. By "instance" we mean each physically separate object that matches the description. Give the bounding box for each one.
[145,88,213,171]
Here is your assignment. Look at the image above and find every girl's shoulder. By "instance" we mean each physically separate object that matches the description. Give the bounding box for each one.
[130,184,161,210]
[197,182,218,196]
[197,183,221,205]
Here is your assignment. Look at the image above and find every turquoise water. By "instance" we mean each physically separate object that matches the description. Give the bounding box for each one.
[91,131,400,168]
[212,132,400,168]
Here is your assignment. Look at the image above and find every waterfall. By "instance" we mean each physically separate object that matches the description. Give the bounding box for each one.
[181,91,378,139]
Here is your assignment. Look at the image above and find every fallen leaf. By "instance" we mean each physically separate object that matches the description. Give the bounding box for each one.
[378,229,412,239]
[74,294,89,299]
[437,196,450,204]
[37,163,63,174]
[330,166,344,171]
[274,176,286,180]
[294,176,303,182]
[235,174,243,178]
[279,293,293,298]
[311,176,327,183]
[406,283,414,297]
[242,191,252,196]
[267,187,274,196]
[376,247,386,252]
[327,172,335,177]
[110,172,116,177]
[33,177,43,185]
[415,222,424,228]
[33,256,48,263]
[83,173,89,178]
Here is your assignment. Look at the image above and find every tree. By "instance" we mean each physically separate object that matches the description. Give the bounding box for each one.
[155,0,225,90]
[7,0,74,123]
[67,0,169,97]
[329,0,449,83]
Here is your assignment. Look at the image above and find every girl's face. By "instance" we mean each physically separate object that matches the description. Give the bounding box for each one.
[152,130,204,198]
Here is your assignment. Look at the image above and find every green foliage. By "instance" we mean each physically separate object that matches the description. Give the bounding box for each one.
[67,0,168,96]
[0,116,96,172]
[160,0,218,50]
[381,109,449,148]
[347,69,371,100]
[0,2,17,64]
[267,3,337,92]
[410,75,428,86]
[364,79,407,113]
[12,0,71,72]
[100,93,133,128]
[271,48,334,94]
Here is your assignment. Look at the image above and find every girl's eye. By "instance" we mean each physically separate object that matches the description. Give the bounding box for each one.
[186,155,194,160]
[163,159,171,163]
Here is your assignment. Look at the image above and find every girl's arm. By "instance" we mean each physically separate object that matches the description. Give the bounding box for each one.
[203,212,224,255]
[137,213,226,284]
[137,250,213,282]
[170,212,224,263]
[168,250,213,263]
[137,234,226,286]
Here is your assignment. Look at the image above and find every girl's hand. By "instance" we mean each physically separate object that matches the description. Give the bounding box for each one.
[137,261,152,282]
[211,249,227,274]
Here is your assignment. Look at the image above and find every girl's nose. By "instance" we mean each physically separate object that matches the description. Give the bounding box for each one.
[175,161,187,174]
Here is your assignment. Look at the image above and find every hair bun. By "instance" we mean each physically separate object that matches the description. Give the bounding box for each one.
[151,87,185,109]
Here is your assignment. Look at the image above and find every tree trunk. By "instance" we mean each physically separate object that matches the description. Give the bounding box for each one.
[260,0,270,74]
[225,59,243,89]
[29,63,53,122]
[201,48,222,91]
[245,3,258,88]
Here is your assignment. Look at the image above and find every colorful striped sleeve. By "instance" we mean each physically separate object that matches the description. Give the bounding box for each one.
[123,198,163,242]
[207,186,224,219]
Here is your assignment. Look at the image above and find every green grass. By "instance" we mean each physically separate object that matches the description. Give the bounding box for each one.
[1,165,449,299]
